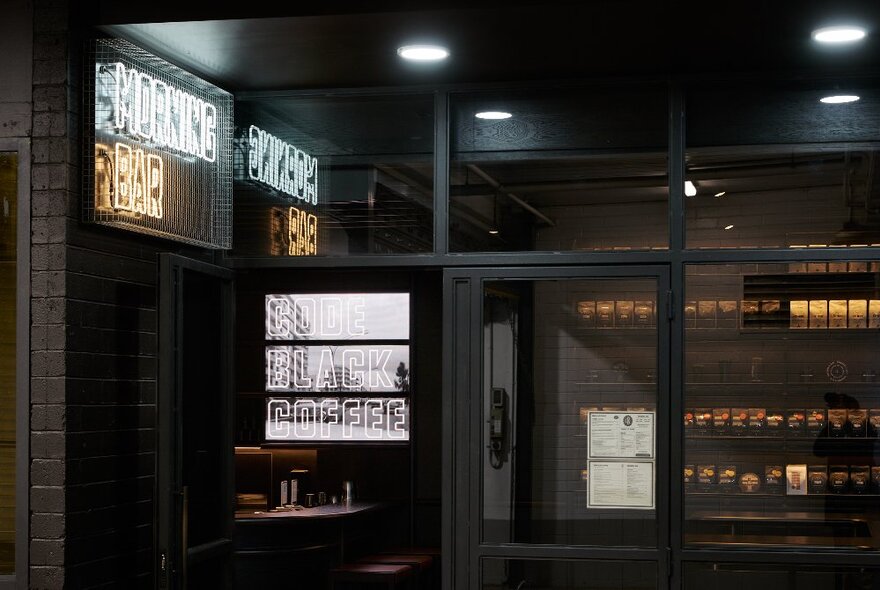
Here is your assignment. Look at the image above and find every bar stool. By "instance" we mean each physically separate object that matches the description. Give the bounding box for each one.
[359,554,432,589]
[329,562,414,590]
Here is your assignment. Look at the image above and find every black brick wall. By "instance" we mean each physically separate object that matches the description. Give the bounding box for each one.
[29,2,215,587]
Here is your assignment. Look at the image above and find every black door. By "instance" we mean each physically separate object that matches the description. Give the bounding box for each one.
[157,254,235,589]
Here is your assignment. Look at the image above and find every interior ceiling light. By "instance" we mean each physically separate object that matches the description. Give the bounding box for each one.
[684,181,697,197]
[820,94,860,104]
[714,191,726,197]
[488,229,500,235]
[475,111,513,120]
[812,25,866,44]
[397,44,449,61]
[724,224,735,230]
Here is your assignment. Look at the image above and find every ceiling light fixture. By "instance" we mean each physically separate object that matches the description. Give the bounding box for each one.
[685,181,697,197]
[724,224,735,230]
[812,25,866,44]
[714,191,726,197]
[397,44,450,61]
[820,94,860,104]
[488,229,500,235]
[475,111,513,120]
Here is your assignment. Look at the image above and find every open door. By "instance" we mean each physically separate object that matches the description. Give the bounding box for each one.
[157,254,235,589]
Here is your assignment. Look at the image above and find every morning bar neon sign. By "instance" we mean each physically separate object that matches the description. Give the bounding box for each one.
[88,39,232,249]
[248,125,318,205]
[106,61,218,163]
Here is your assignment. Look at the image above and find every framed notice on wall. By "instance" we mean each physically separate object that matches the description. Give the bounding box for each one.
[263,293,411,443]
[586,410,656,509]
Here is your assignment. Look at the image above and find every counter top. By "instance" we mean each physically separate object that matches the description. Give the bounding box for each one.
[235,501,388,521]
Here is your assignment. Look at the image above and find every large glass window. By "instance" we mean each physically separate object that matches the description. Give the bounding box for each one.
[684,261,880,551]
[686,82,880,249]
[0,152,17,575]
[483,278,659,547]
[450,86,668,252]
[232,95,434,256]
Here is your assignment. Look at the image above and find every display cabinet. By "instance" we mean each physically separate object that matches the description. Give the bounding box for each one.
[684,261,880,551]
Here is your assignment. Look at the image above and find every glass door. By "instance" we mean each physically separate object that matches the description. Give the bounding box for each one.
[445,266,670,590]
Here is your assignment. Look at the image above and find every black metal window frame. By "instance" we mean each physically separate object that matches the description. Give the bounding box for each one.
[225,74,880,589]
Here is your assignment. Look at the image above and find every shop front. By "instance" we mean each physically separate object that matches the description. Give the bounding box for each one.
[5,2,880,588]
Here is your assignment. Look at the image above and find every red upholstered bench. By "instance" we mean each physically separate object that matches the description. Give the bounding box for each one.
[359,554,433,589]
[329,563,414,590]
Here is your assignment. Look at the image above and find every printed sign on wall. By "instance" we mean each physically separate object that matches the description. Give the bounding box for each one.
[86,38,233,248]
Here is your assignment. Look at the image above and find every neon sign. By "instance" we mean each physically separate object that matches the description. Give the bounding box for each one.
[265,293,410,340]
[112,142,163,218]
[266,397,409,441]
[265,345,407,393]
[263,292,411,443]
[87,38,232,249]
[104,61,217,163]
[248,125,318,205]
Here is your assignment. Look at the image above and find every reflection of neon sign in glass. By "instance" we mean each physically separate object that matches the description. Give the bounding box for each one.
[99,62,218,163]
[248,125,318,205]
[288,206,318,256]
[266,397,409,441]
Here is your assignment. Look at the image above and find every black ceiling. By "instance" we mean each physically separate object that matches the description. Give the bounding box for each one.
[94,0,880,92]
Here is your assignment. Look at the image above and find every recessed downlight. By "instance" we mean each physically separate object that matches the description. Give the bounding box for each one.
[714,191,726,198]
[475,111,512,120]
[397,44,449,61]
[488,229,500,235]
[724,224,735,230]
[820,95,860,104]
[812,26,866,44]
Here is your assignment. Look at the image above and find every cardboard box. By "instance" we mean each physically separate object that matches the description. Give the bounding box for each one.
[829,300,848,329]
[615,300,634,328]
[634,301,654,327]
[870,300,880,329]
[809,300,828,329]
[596,301,614,328]
[849,300,868,329]
[576,301,596,326]
[789,300,808,329]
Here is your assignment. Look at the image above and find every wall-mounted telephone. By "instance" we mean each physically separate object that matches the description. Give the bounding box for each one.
[489,387,508,468]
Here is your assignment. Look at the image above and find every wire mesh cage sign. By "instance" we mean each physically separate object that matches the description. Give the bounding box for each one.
[84,38,233,249]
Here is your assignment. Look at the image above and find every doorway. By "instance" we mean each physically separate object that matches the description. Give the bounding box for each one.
[156,254,235,589]
[444,266,671,590]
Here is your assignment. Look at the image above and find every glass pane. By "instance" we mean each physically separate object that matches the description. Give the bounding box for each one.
[232,95,434,256]
[684,562,880,590]
[450,86,668,252]
[686,83,880,249]
[483,558,656,590]
[0,152,17,575]
[483,278,658,547]
[685,262,880,551]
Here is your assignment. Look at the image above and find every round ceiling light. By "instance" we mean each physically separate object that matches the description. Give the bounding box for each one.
[812,26,866,44]
[397,44,449,61]
[819,95,861,104]
[475,111,512,120]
